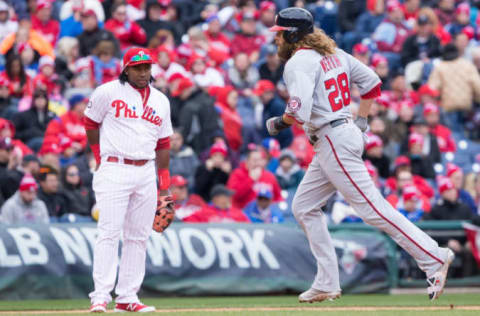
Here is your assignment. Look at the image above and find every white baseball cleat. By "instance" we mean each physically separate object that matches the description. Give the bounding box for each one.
[298,288,341,303]
[90,302,107,313]
[427,249,455,301]
[114,302,155,313]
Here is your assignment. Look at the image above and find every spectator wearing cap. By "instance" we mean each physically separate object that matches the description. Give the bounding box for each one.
[400,11,441,67]
[169,175,211,222]
[363,133,390,179]
[385,167,432,212]
[77,8,119,57]
[175,78,222,154]
[205,184,249,223]
[0,118,34,157]
[44,94,88,152]
[401,117,441,164]
[353,0,385,49]
[204,15,231,56]
[243,187,284,223]
[423,102,456,153]
[261,137,281,173]
[89,39,122,86]
[428,44,480,132]
[257,1,277,42]
[338,0,366,52]
[406,132,435,179]
[151,46,188,88]
[372,0,409,70]
[58,1,84,39]
[417,83,440,106]
[60,164,95,221]
[33,56,61,96]
[227,52,260,93]
[385,155,434,200]
[209,85,242,151]
[37,165,67,220]
[38,141,61,173]
[31,0,60,47]
[137,0,176,45]
[0,54,33,99]
[12,88,56,152]
[231,10,265,63]
[397,185,425,222]
[0,1,18,44]
[352,43,370,65]
[169,129,199,189]
[105,3,147,51]
[275,149,304,191]
[0,174,49,224]
[445,3,471,37]
[446,163,477,214]
[402,0,421,27]
[365,159,385,193]
[257,80,293,148]
[0,18,55,60]
[259,44,284,84]
[434,0,456,26]
[194,141,231,201]
[0,154,40,201]
[227,147,282,209]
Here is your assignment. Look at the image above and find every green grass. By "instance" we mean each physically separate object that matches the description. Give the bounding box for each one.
[0,294,479,315]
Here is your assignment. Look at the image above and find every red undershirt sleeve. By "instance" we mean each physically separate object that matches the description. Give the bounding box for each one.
[84,116,100,130]
[155,137,171,150]
[360,83,382,100]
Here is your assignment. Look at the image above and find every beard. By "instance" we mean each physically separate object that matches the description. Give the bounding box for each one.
[277,40,296,62]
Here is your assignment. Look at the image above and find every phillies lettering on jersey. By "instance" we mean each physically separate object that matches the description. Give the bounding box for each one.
[283,48,380,127]
[85,80,173,160]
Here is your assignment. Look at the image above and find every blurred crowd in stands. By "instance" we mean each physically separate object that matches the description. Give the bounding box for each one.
[0,0,479,237]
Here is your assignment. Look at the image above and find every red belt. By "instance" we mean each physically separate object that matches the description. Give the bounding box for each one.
[106,156,149,166]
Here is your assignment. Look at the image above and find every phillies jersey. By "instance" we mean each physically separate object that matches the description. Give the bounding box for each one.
[283,48,380,130]
[84,80,173,160]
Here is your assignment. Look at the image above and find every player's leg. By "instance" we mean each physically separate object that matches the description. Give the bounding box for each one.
[292,154,340,297]
[319,123,451,295]
[115,162,156,308]
[89,164,132,305]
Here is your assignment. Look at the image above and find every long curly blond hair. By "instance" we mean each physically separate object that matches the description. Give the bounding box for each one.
[278,28,337,61]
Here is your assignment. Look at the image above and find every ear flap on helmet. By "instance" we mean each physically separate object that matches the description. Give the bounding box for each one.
[283,30,300,44]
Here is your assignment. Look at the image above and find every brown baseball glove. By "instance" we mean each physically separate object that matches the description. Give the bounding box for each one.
[153,195,175,233]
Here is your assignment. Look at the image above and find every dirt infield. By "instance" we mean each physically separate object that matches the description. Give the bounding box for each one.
[4,305,480,314]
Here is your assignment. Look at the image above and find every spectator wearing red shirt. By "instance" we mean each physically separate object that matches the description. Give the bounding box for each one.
[104,3,147,51]
[385,155,435,200]
[227,148,282,209]
[168,175,210,222]
[231,11,265,63]
[386,168,432,212]
[363,133,391,179]
[402,0,420,28]
[31,0,59,47]
[32,56,60,96]
[205,184,250,223]
[423,102,456,153]
[0,54,32,99]
[44,94,88,151]
[434,0,457,26]
[209,85,242,151]
[204,15,230,56]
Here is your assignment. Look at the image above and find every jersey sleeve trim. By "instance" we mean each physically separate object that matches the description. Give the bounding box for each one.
[155,137,171,150]
[84,116,101,129]
[360,83,382,100]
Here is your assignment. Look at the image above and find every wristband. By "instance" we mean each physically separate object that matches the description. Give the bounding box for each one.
[158,169,170,190]
[91,144,100,165]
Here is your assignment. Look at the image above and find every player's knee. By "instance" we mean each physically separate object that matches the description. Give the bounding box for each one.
[291,197,305,221]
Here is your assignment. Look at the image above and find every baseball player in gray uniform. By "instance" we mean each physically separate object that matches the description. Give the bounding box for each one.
[266,8,454,303]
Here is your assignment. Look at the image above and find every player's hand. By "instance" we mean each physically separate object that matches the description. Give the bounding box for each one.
[153,194,175,233]
[266,116,284,136]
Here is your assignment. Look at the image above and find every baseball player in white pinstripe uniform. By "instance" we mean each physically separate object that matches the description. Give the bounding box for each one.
[267,8,454,303]
[84,47,173,313]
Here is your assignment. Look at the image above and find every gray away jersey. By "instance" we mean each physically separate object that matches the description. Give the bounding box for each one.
[283,48,381,130]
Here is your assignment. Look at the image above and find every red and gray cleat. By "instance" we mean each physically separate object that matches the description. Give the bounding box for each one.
[427,249,455,301]
[114,302,155,313]
[90,302,108,313]
[298,288,341,303]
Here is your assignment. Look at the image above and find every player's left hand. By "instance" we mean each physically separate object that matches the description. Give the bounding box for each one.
[266,117,281,136]
[153,195,175,233]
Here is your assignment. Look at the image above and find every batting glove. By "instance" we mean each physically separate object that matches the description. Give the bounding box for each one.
[354,116,368,133]
[266,116,290,136]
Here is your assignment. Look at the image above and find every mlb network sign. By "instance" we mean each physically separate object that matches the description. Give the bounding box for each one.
[0,223,391,298]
